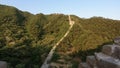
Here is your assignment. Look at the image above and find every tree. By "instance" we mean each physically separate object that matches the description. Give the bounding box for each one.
[26,14,46,41]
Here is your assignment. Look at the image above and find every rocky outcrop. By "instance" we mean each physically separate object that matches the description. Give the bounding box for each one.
[79,38,120,68]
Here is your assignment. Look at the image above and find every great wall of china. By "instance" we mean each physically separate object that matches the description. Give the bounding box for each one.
[79,37,120,68]
[41,15,75,68]
[0,15,120,68]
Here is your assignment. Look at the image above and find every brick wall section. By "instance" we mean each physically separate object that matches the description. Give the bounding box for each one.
[79,38,120,68]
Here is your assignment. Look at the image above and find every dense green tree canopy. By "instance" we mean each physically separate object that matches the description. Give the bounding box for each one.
[0,4,120,68]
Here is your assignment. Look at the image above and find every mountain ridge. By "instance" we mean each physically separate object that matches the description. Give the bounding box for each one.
[0,4,120,68]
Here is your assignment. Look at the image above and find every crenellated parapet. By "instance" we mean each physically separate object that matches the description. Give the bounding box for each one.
[79,37,120,68]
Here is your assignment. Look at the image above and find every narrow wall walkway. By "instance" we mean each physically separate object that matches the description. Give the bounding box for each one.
[41,15,75,68]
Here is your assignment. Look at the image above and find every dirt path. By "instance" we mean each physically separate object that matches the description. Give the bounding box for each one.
[41,15,74,68]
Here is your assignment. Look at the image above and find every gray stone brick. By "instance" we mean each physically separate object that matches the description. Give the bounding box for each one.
[102,44,119,56]
[95,53,120,68]
[86,56,96,68]
[114,37,120,45]
[113,46,120,60]
[79,62,91,68]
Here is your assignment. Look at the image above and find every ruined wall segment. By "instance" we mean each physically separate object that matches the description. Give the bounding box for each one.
[79,37,120,68]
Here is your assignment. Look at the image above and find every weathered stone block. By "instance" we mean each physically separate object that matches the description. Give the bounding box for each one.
[113,46,120,60]
[86,56,96,68]
[102,44,119,56]
[95,53,120,68]
[102,45,114,55]
[79,62,91,68]
[114,37,120,45]
[0,61,7,68]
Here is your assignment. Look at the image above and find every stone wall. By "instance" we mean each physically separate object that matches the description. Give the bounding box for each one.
[79,38,120,68]
[1,37,120,68]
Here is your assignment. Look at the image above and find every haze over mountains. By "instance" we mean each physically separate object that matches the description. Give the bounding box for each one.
[0,4,120,68]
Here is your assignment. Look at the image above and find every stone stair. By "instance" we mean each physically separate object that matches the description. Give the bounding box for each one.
[79,38,120,68]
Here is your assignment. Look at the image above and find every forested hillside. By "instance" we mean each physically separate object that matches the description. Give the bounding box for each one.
[54,16,120,67]
[0,5,69,68]
[0,4,120,68]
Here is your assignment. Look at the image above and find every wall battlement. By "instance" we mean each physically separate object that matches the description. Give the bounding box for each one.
[79,37,120,68]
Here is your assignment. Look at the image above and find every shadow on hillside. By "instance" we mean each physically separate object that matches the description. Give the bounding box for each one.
[71,41,114,61]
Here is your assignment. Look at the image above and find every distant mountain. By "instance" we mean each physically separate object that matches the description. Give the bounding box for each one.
[0,4,120,68]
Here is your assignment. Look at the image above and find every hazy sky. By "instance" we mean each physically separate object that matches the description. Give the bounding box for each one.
[0,0,120,20]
